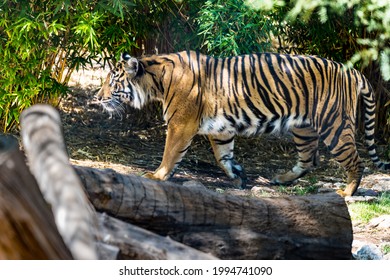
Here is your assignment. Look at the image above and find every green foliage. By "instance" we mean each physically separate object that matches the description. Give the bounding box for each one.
[196,0,273,57]
[1,0,389,136]
[167,0,205,52]
[247,0,390,81]
[383,244,390,255]
[348,192,390,224]
[0,0,139,132]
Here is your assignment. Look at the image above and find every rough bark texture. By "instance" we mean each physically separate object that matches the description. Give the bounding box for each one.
[75,165,354,260]
[96,212,217,260]
[0,135,72,259]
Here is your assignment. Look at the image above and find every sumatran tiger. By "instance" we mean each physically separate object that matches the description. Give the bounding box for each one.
[95,50,389,196]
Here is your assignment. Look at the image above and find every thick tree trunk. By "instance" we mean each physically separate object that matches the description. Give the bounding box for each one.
[0,135,72,259]
[75,166,354,260]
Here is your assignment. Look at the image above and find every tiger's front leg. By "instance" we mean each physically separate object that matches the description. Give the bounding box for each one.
[143,124,197,181]
[208,135,247,188]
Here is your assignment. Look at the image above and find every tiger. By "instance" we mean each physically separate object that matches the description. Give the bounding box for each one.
[95,50,390,196]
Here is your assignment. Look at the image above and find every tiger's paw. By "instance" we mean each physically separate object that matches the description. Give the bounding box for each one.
[142,172,161,181]
[336,189,349,197]
[271,167,309,185]
[232,165,248,189]
[271,172,296,185]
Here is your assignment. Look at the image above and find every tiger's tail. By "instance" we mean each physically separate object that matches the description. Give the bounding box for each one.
[359,73,390,170]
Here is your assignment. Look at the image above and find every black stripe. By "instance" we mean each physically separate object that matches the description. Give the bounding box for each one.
[166,109,178,125]
[213,58,219,92]
[328,122,346,151]
[178,145,191,154]
[241,56,251,97]
[205,55,212,77]
[220,58,225,89]
[241,109,251,126]
[256,54,278,115]
[213,136,235,145]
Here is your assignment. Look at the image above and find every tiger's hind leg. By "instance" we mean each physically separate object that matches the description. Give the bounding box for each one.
[323,127,363,197]
[208,135,247,188]
[272,125,320,185]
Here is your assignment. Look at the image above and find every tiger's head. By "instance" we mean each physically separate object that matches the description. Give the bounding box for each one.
[94,53,149,117]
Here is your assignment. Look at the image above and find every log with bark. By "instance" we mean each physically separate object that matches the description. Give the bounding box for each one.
[0,135,72,259]
[75,166,354,260]
[96,212,217,260]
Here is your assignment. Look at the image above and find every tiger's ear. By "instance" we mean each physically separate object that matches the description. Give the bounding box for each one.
[121,53,139,77]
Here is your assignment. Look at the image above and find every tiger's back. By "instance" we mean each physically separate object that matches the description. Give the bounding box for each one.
[193,53,351,135]
[96,50,389,196]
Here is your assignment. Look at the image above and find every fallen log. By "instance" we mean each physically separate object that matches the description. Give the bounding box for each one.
[96,212,217,260]
[0,135,72,259]
[75,165,354,260]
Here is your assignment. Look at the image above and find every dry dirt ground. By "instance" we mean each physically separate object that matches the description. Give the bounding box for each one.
[60,67,390,258]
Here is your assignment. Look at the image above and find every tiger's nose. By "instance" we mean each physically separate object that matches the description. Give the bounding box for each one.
[92,95,101,102]
[92,94,106,104]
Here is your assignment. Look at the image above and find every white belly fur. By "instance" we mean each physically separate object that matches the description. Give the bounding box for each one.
[198,115,306,136]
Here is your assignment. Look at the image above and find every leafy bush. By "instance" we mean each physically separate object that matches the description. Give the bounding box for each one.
[1,0,389,140]
[247,0,390,81]
[0,0,148,132]
[196,0,274,57]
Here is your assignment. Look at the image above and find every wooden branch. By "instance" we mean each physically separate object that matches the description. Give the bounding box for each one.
[0,135,72,259]
[20,105,98,260]
[75,166,353,260]
[96,212,217,260]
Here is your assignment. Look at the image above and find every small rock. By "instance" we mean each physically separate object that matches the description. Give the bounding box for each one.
[322,183,334,188]
[368,215,390,229]
[345,196,378,204]
[317,187,334,193]
[334,182,346,188]
[356,188,378,196]
[251,186,276,195]
[364,189,379,197]
[361,174,390,192]
[356,188,368,195]
[354,244,383,260]
[324,176,343,182]
[314,181,327,187]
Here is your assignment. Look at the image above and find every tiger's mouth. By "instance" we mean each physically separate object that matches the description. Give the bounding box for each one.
[93,95,125,119]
